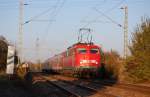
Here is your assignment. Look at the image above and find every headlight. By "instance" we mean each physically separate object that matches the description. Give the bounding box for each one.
[80,60,98,64]
[80,61,83,64]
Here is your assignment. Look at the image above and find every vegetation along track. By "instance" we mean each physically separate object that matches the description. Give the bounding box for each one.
[43,76,117,97]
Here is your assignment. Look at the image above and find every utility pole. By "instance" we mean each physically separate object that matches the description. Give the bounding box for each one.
[36,37,40,63]
[18,0,24,63]
[36,37,41,71]
[121,6,128,59]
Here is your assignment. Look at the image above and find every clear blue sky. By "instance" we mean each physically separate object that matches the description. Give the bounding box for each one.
[0,0,150,62]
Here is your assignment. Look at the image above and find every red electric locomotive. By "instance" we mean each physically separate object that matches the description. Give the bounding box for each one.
[42,28,104,77]
[42,42,103,77]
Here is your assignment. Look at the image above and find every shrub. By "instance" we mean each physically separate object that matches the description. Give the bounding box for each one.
[126,17,150,82]
[103,50,123,80]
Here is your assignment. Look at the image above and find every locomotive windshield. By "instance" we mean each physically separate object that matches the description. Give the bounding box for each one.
[77,48,87,54]
[90,48,99,54]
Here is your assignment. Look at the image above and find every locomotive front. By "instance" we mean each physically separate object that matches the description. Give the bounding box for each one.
[75,44,102,76]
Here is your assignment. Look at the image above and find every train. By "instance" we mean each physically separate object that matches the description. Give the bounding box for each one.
[42,42,105,77]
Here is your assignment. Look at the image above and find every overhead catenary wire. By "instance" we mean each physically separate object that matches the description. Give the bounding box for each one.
[24,6,55,24]
[40,0,61,46]
[93,8,123,28]
[43,0,67,39]
[44,0,65,33]
[42,0,67,55]
[22,0,64,60]
[24,0,62,25]
[102,0,125,13]
[80,0,125,28]
[26,0,67,56]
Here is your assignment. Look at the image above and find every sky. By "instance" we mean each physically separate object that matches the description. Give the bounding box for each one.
[0,0,150,62]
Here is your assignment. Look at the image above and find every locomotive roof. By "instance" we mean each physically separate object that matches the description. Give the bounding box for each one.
[73,42,94,46]
[67,42,100,49]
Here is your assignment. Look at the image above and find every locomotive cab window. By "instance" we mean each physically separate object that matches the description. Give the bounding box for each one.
[90,48,99,54]
[77,48,87,54]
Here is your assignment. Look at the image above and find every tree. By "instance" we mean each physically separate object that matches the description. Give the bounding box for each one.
[126,17,150,81]
[0,36,8,71]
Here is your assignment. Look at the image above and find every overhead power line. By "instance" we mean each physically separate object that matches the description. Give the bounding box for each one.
[43,0,67,38]
[93,8,122,28]
[80,0,125,28]
[24,7,55,24]
[103,0,125,13]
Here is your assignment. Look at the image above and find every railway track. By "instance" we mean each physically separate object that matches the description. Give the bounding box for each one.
[30,73,150,97]
[46,79,80,97]
[44,76,117,97]
[47,75,150,96]
[30,73,77,97]
[92,79,150,95]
